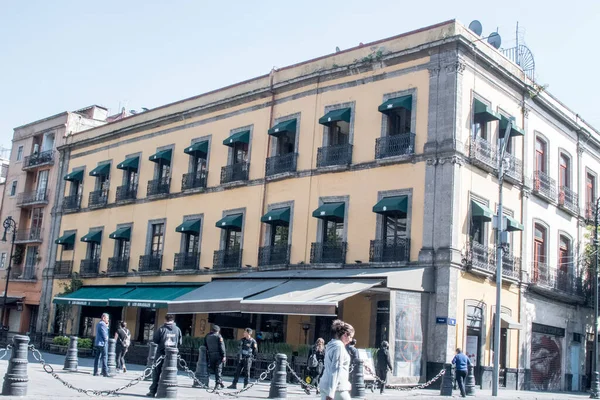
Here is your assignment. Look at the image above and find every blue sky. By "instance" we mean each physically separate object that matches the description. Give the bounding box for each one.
[0,1,598,149]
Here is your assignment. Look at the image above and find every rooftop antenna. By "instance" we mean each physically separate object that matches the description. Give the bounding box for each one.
[500,21,536,80]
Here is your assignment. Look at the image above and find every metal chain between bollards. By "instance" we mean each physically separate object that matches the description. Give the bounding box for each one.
[285,364,317,394]
[28,343,165,397]
[0,344,12,361]
[363,364,445,391]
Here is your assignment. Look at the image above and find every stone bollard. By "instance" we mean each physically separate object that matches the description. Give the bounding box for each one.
[351,359,366,398]
[439,363,454,396]
[63,336,79,372]
[465,364,476,396]
[156,347,178,399]
[2,335,29,396]
[193,346,209,388]
[145,343,158,381]
[268,353,287,399]
[107,338,117,376]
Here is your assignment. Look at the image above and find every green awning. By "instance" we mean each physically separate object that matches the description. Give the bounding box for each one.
[223,131,250,147]
[184,141,208,157]
[505,215,524,232]
[473,99,501,123]
[176,219,201,234]
[312,202,345,222]
[53,286,135,307]
[372,196,408,216]
[55,232,76,246]
[378,95,412,113]
[108,286,200,308]
[216,214,243,230]
[109,227,131,241]
[64,170,84,182]
[116,156,139,172]
[89,163,110,177]
[261,207,291,225]
[80,230,102,244]
[268,119,297,137]
[149,149,172,163]
[471,201,493,222]
[318,108,351,125]
[499,115,525,138]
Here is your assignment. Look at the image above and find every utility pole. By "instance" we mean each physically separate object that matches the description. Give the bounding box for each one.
[591,197,600,399]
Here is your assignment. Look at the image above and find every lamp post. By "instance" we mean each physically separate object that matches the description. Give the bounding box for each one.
[0,216,17,333]
[590,197,600,399]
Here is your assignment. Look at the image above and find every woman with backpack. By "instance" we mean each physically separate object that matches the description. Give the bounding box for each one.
[307,337,326,393]
[114,321,131,373]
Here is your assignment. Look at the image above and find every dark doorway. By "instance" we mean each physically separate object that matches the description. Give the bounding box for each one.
[315,316,336,343]
[375,300,390,348]
[175,314,194,336]
[137,308,156,343]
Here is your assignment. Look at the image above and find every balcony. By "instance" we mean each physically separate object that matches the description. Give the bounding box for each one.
[220,162,249,184]
[213,248,242,271]
[22,150,54,170]
[530,262,585,302]
[147,177,170,197]
[500,253,521,281]
[53,261,73,278]
[62,195,82,213]
[17,190,49,207]
[116,184,137,203]
[532,170,557,203]
[375,133,416,159]
[558,186,579,215]
[369,238,410,263]
[316,144,352,168]
[88,189,109,208]
[265,153,298,177]
[107,257,129,276]
[258,245,290,267]
[10,265,36,280]
[465,242,520,282]
[173,253,200,271]
[79,258,100,277]
[504,152,523,183]
[139,254,162,273]
[310,241,347,264]
[14,228,43,244]
[469,136,497,172]
[181,172,207,191]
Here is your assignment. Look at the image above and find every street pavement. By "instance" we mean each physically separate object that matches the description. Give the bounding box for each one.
[0,350,592,399]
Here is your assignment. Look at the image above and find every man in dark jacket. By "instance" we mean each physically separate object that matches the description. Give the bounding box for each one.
[452,348,471,398]
[146,314,182,397]
[228,328,258,389]
[376,341,393,394]
[205,324,226,390]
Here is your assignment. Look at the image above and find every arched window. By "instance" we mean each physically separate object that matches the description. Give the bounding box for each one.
[532,224,547,283]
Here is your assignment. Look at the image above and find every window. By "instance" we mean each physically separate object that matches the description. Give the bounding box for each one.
[276,133,295,156]
[86,240,101,260]
[533,224,547,273]
[558,235,570,273]
[559,153,570,188]
[382,214,407,243]
[116,240,130,259]
[328,122,349,146]
[466,305,483,366]
[157,160,170,180]
[69,180,82,197]
[16,146,23,161]
[470,212,486,246]
[150,223,164,255]
[587,173,596,217]
[232,142,248,164]
[37,170,49,197]
[225,229,242,251]
[9,181,17,196]
[535,137,546,173]
[31,208,43,237]
[0,253,6,269]
[387,107,411,137]
[270,225,289,246]
[322,220,344,243]
[184,233,200,254]
[125,169,138,188]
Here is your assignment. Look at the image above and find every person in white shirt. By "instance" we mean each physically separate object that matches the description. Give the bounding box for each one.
[319,319,355,400]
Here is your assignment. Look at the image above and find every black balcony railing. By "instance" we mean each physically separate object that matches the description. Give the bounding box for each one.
[213,248,242,270]
[80,258,100,276]
[23,150,54,169]
[63,195,82,212]
[559,186,579,214]
[147,177,170,196]
[369,238,410,263]
[53,261,73,277]
[174,253,200,271]
[316,144,352,168]
[107,257,129,275]
[266,153,298,176]
[11,265,36,280]
[533,170,557,201]
[17,190,49,206]
[499,253,521,280]
[15,228,43,243]
[220,162,249,184]
[310,241,347,264]
[466,242,521,280]
[88,189,109,208]
[258,244,291,267]
[116,184,137,202]
[375,133,416,159]
[530,262,584,297]
[504,152,523,182]
[470,136,497,170]
[181,172,207,191]
[139,254,162,272]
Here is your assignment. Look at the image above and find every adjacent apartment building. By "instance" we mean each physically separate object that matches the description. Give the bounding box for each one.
[29,20,599,390]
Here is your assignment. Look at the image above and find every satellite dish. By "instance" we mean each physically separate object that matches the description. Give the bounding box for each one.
[468,20,483,36]
[487,32,502,49]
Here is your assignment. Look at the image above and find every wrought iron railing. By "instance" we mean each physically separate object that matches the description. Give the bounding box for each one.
[53,261,73,277]
[466,242,520,280]
[530,262,584,297]
[17,190,49,206]
[23,150,54,169]
[116,184,137,202]
[258,245,290,266]
[80,258,100,276]
[62,195,82,212]
[558,186,579,214]
[265,153,298,176]
[213,248,242,270]
[11,265,36,280]
[220,162,249,184]
[310,241,347,264]
[499,253,521,280]
[504,152,523,182]
[375,133,415,159]
[316,144,353,168]
[15,229,43,243]
[88,189,109,208]
[469,136,497,170]
[174,253,200,271]
[369,238,410,263]
[139,254,162,272]
[107,257,129,275]
[147,177,170,196]
[532,170,557,200]
[181,172,207,191]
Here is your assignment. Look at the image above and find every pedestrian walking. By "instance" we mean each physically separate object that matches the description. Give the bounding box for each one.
[452,348,471,398]
[93,313,109,377]
[228,328,258,389]
[205,324,227,390]
[375,341,392,394]
[319,319,355,400]
[114,321,131,373]
[146,314,182,398]
[307,338,326,394]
